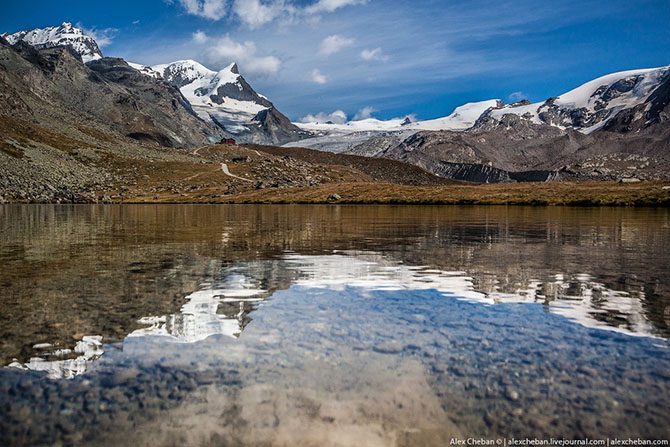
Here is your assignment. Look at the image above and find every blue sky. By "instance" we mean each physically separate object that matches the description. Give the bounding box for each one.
[2,0,669,122]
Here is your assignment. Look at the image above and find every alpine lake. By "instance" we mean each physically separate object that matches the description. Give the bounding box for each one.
[0,204,668,446]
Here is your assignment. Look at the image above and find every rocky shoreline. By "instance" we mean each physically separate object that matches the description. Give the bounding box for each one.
[2,182,669,207]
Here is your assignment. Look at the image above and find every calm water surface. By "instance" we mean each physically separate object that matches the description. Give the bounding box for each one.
[0,205,669,446]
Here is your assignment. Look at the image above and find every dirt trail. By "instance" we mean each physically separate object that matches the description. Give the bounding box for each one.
[221,163,253,182]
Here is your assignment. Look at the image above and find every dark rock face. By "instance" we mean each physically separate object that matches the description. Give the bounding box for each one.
[509,170,560,182]
[434,163,513,183]
[647,72,670,123]
[246,108,310,146]
[209,74,273,108]
[428,163,561,184]
[603,71,670,133]
[509,100,531,107]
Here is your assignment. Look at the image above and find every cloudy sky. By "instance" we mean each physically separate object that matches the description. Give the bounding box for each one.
[2,0,669,122]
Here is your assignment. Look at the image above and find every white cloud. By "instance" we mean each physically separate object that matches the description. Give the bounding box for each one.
[360,47,389,62]
[353,106,376,120]
[319,35,355,56]
[204,35,281,75]
[300,110,348,124]
[305,0,367,14]
[192,30,209,43]
[78,24,117,48]
[233,0,288,29]
[508,91,528,102]
[173,0,366,26]
[178,0,228,20]
[310,69,328,84]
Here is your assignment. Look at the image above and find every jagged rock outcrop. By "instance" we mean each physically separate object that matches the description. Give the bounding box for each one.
[249,107,307,145]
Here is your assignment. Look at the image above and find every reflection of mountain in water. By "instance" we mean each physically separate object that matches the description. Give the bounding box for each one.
[132,251,665,347]
[129,273,267,342]
[8,336,104,380]
[6,250,665,379]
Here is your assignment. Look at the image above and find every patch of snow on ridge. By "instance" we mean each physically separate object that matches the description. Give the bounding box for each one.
[128,62,162,78]
[414,99,502,130]
[489,101,544,125]
[152,59,217,86]
[297,99,503,134]
[490,65,670,132]
[212,62,243,89]
[298,117,408,133]
[554,67,661,108]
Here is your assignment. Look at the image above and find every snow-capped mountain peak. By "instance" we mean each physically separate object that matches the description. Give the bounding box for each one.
[297,65,670,139]
[211,63,243,90]
[127,62,162,79]
[2,22,102,62]
[151,59,290,138]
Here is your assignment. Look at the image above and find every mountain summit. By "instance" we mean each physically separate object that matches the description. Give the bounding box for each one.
[151,59,304,144]
[2,22,103,63]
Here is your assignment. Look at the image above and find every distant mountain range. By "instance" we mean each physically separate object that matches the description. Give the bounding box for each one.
[1,22,669,184]
[299,66,670,135]
[296,66,670,182]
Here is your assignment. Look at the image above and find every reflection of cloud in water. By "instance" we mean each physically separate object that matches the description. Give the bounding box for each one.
[8,336,104,379]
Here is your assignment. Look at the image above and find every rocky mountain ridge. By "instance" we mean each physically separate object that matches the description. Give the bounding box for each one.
[1,22,669,187]
[483,66,670,133]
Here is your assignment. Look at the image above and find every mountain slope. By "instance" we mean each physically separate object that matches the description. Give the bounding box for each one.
[0,36,225,153]
[368,114,669,183]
